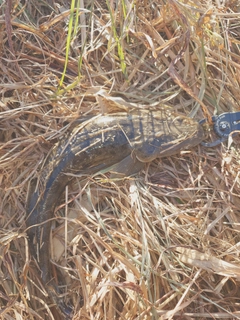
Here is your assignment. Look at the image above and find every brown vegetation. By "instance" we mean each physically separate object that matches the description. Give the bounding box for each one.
[1,0,240,319]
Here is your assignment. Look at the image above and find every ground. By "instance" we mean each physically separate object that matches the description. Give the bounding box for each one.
[1,0,240,319]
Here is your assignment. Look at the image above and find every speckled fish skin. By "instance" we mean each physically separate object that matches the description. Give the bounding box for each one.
[26,107,204,313]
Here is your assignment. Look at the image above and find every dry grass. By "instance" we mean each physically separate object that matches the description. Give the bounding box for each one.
[1,0,240,319]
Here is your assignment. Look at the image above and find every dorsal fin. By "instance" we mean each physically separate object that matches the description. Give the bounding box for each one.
[85,87,137,113]
[97,95,134,113]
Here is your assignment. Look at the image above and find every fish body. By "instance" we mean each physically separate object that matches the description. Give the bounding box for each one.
[26,107,204,313]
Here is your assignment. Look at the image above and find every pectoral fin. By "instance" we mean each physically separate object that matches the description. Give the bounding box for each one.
[108,154,145,179]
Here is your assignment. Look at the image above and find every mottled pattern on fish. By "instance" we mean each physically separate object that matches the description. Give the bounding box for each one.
[26,107,204,315]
